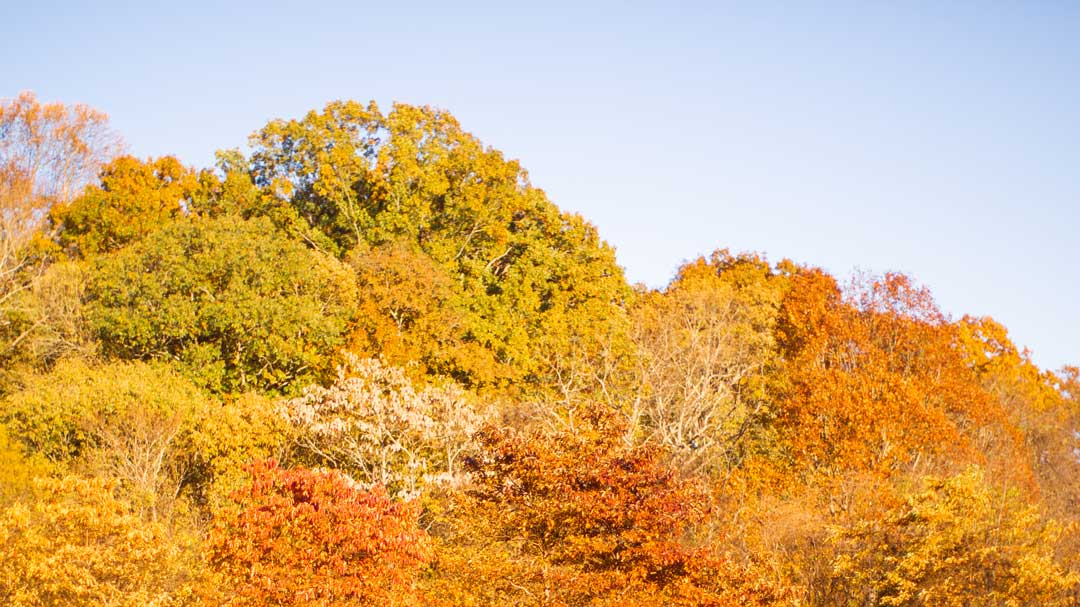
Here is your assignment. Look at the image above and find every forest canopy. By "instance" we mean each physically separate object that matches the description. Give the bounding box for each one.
[1,91,1077,607]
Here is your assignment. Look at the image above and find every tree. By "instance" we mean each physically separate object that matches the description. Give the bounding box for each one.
[249,100,632,394]
[627,250,788,474]
[958,316,1080,517]
[769,270,1031,489]
[284,354,487,499]
[0,476,197,607]
[249,100,383,253]
[346,243,488,384]
[0,92,119,204]
[831,468,1079,606]
[427,408,792,606]
[1,92,119,360]
[0,358,213,517]
[52,155,196,258]
[85,215,358,394]
[0,425,52,506]
[184,390,292,513]
[0,259,92,382]
[203,460,432,607]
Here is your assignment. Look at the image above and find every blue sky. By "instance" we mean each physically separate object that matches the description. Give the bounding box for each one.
[4,1,1078,370]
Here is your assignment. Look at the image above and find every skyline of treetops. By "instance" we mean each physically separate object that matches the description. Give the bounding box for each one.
[1,90,1077,606]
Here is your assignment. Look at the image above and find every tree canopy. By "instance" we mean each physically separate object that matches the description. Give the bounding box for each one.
[85,214,357,394]
[0,92,1076,607]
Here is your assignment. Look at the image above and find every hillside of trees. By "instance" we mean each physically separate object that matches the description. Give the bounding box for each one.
[1,91,1078,606]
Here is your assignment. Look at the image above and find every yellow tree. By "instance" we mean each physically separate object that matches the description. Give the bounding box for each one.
[1,358,214,517]
[346,243,489,384]
[958,316,1080,516]
[0,426,52,506]
[627,250,789,474]
[832,468,1079,607]
[0,476,197,607]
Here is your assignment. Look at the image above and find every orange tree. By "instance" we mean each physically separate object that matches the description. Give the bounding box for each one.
[1,91,119,365]
[51,155,196,257]
[203,460,432,607]
[719,271,1043,606]
[769,270,1031,489]
[426,408,792,606]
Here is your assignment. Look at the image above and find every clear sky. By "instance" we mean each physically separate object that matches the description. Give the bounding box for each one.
[4,1,1077,370]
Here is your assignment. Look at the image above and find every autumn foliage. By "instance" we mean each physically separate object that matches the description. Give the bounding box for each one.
[425,409,792,607]
[0,91,1077,606]
[203,460,432,607]
[0,476,195,607]
[770,271,1031,487]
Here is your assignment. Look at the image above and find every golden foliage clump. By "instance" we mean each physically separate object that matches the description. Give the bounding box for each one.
[0,476,197,607]
[832,468,1079,607]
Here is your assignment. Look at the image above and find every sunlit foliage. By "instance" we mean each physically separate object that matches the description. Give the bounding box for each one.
[85,215,357,394]
[427,408,794,606]
[0,476,197,606]
[1,92,119,365]
[283,354,488,498]
[203,460,432,607]
[1,91,1076,607]
[250,100,631,394]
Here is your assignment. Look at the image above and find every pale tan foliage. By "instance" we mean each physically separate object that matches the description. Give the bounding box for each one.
[626,252,784,473]
[283,354,488,498]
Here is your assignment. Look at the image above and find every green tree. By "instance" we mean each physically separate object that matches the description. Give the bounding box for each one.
[85,215,357,394]
[250,100,631,394]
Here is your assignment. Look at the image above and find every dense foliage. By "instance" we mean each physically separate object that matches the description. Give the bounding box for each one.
[85,215,358,394]
[204,460,431,606]
[1,91,1077,606]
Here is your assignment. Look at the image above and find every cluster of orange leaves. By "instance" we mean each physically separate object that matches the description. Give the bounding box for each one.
[770,270,1032,490]
[203,460,432,607]
[425,410,792,607]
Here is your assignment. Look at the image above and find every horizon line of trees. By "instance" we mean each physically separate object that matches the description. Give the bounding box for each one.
[1,90,1078,606]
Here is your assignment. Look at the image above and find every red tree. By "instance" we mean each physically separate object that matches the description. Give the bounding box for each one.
[428,409,792,606]
[204,460,432,606]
